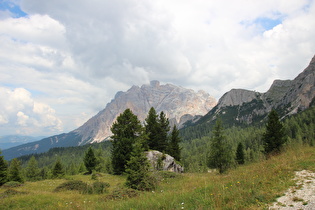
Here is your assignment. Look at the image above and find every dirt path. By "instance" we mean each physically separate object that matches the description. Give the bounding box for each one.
[269,170,315,209]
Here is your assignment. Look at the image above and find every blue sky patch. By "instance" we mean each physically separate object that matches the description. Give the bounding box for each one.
[254,17,282,31]
[0,1,27,18]
[240,16,282,32]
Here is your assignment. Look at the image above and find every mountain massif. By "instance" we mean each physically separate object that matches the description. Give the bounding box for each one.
[3,55,315,160]
[2,81,216,160]
[181,55,315,139]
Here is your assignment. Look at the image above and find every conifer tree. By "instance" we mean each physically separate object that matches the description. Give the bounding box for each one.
[145,107,160,150]
[208,119,233,174]
[125,137,153,191]
[52,159,65,178]
[78,162,86,174]
[263,110,286,156]
[0,151,8,185]
[235,142,245,165]
[8,158,24,183]
[168,125,181,161]
[84,146,97,174]
[157,111,170,152]
[111,108,144,175]
[26,156,40,181]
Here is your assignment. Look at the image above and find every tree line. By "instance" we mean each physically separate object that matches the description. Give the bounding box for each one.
[181,107,315,173]
[1,106,313,187]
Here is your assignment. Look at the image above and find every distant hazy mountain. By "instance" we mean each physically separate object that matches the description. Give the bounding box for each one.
[2,81,216,160]
[0,135,45,150]
[183,55,315,137]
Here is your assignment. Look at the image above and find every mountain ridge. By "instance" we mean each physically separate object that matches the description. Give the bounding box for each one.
[2,80,216,160]
[182,55,315,137]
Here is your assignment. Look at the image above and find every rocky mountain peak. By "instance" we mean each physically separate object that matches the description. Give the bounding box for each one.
[217,89,259,108]
[74,81,217,144]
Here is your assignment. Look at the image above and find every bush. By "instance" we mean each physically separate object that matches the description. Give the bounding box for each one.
[104,187,139,200]
[2,181,23,188]
[0,189,27,198]
[54,180,110,194]
[92,181,110,194]
[54,180,87,192]
[83,181,110,194]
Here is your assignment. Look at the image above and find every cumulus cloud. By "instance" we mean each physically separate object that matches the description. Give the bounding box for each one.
[0,0,315,136]
[0,87,62,135]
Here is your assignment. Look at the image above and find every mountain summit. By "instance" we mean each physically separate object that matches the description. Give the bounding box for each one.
[2,81,216,160]
[189,55,315,133]
[73,80,216,144]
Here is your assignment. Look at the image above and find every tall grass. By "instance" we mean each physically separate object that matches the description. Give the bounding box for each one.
[0,145,314,209]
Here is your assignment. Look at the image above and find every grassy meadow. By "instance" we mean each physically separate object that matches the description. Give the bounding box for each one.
[1,144,314,210]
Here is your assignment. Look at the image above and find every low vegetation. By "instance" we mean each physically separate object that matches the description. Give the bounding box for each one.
[0,145,314,209]
[0,106,314,209]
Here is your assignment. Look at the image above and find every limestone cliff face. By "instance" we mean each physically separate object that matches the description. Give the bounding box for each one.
[74,80,216,144]
[198,55,315,126]
[217,89,259,109]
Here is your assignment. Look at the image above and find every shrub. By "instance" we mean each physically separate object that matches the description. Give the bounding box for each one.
[2,181,23,188]
[0,189,27,198]
[104,187,139,200]
[92,181,110,194]
[54,180,87,192]
[54,180,110,194]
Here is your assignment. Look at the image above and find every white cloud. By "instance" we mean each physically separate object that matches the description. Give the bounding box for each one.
[0,0,314,136]
[0,87,62,135]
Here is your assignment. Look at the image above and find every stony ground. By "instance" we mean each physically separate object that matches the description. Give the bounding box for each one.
[269,170,315,210]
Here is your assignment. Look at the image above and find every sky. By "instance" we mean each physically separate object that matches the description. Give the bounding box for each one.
[0,0,315,137]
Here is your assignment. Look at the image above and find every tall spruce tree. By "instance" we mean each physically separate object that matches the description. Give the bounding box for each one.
[25,156,40,181]
[125,137,153,191]
[263,110,286,156]
[111,108,144,175]
[84,146,97,174]
[208,119,233,174]
[157,111,170,152]
[145,107,160,150]
[235,142,245,165]
[0,151,8,185]
[8,158,24,183]
[168,125,181,161]
[52,159,65,178]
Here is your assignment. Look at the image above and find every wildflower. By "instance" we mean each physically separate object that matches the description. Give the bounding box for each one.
[181,202,184,205]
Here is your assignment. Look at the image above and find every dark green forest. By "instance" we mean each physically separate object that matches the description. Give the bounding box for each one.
[0,105,314,183]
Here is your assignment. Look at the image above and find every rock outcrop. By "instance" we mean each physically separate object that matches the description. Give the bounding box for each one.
[146,150,184,173]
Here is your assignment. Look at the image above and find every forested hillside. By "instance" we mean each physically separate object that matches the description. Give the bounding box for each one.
[3,105,313,179]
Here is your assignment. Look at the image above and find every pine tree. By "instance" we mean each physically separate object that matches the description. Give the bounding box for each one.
[145,107,160,150]
[168,125,181,161]
[84,146,97,174]
[8,158,24,183]
[157,111,170,152]
[208,119,233,174]
[78,162,86,174]
[235,142,245,165]
[52,159,65,178]
[125,137,154,191]
[0,151,8,185]
[25,156,40,181]
[263,110,287,156]
[111,108,144,175]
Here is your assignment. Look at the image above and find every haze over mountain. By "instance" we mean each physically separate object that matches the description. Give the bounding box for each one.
[0,135,45,150]
[2,81,216,160]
